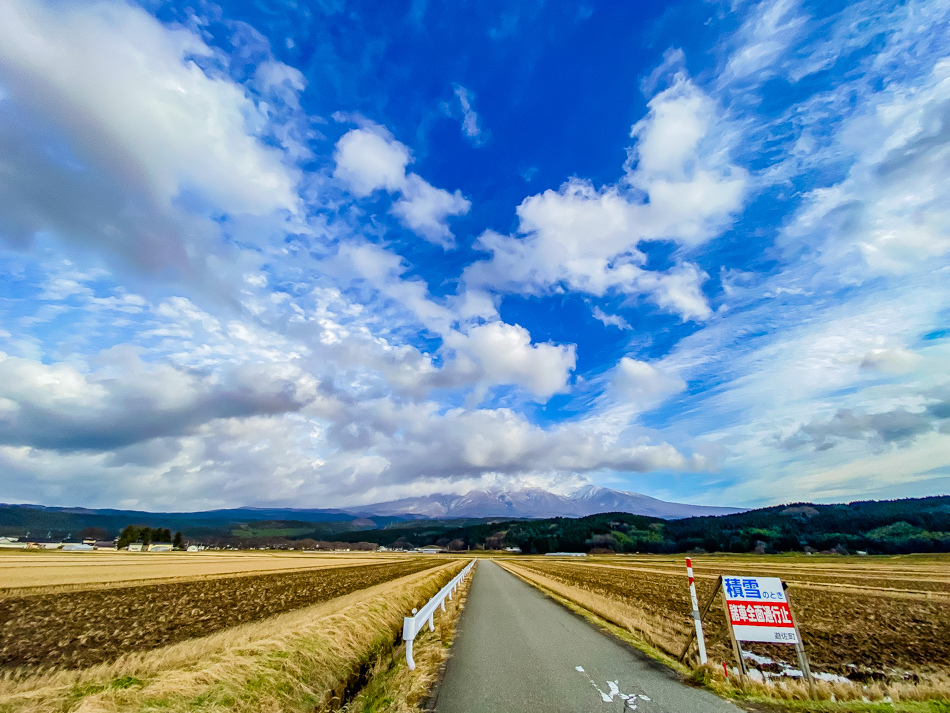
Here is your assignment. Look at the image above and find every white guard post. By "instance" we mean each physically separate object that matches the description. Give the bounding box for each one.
[686,557,708,664]
[403,559,476,670]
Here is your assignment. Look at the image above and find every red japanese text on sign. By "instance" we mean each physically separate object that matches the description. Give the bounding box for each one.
[723,576,800,644]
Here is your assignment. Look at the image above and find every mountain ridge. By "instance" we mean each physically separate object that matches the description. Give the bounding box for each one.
[345,485,742,520]
[0,486,740,537]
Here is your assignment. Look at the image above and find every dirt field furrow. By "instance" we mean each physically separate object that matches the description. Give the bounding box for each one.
[0,558,440,670]
[510,555,950,678]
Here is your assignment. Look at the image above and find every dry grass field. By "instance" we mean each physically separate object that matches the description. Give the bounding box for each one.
[501,554,950,682]
[0,551,395,593]
[0,557,443,671]
[0,559,467,713]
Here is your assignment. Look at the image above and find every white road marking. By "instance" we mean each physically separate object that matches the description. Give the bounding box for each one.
[575,666,650,706]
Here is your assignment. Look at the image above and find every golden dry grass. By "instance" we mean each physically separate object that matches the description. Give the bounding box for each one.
[0,551,400,594]
[498,558,950,710]
[699,662,950,709]
[0,559,466,713]
[506,553,950,672]
[575,553,950,596]
[0,559,442,670]
[341,563,475,713]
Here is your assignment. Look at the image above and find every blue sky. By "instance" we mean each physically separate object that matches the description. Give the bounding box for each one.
[0,0,948,511]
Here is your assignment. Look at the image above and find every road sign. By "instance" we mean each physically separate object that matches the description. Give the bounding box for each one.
[722,576,799,644]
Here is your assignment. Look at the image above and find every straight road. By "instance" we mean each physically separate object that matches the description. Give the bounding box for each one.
[434,560,743,713]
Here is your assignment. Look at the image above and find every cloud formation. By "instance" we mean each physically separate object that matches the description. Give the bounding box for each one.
[0,350,315,451]
[444,322,577,399]
[0,0,947,513]
[0,0,299,281]
[464,75,744,321]
[333,126,471,246]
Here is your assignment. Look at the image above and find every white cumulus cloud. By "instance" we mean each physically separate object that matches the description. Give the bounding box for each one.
[613,357,686,405]
[445,322,577,400]
[463,74,745,321]
[333,126,470,246]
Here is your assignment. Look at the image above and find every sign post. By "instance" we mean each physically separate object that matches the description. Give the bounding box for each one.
[784,582,817,698]
[720,586,748,679]
[721,575,816,695]
[678,575,722,663]
[723,576,798,644]
[685,558,708,665]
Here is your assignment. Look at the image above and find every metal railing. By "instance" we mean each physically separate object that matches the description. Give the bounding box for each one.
[402,558,476,670]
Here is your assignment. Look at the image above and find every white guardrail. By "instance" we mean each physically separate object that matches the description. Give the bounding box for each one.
[403,558,476,670]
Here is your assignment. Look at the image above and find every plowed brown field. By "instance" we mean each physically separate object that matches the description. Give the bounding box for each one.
[508,554,950,679]
[0,551,391,592]
[0,559,440,670]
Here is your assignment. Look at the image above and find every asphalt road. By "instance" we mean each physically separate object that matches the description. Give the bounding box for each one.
[434,560,744,713]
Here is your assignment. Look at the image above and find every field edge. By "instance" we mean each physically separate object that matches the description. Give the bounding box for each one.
[0,558,467,713]
[495,559,950,713]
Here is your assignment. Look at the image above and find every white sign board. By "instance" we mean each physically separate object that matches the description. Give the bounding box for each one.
[723,576,799,644]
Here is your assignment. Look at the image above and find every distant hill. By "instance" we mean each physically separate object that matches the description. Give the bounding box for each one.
[0,504,404,540]
[335,495,950,555]
[0,485,739,540]
[5,494,946,555]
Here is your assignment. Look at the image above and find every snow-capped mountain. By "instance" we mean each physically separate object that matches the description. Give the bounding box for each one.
[348,485,742,520]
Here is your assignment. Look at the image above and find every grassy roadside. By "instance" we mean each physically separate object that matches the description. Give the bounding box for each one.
[342,561,475,713]
[496,560,950,713]
[0,559,465,713]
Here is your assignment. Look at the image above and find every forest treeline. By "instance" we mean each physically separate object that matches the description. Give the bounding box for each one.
[335,496,950,554]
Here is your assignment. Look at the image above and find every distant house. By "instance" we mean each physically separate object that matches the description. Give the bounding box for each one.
[127,542,144,552]
[416,546,443,554]
[0,537,26,549]
[94,541,116,550]
[147,542,173,552]
[186,545,199,552]
[504,547,522,553]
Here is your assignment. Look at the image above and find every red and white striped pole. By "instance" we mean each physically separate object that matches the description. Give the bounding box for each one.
[685,557,708,665]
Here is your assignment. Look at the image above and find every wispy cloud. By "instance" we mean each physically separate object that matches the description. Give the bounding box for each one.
[451,84,488,145]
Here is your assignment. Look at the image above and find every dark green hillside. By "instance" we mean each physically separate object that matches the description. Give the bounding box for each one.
[4,496,947,554]
[662,496,950,554]
[335,496,950,554]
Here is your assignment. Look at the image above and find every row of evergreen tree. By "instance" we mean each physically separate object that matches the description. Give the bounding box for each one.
[116,525,185,549]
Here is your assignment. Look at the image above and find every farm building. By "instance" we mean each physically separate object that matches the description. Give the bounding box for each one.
[127,542,144,552]
[93,541,116,550]
[62,543,94,551]
[0,536,26,549]
[147,542,173,552]
[544,552,587,557]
